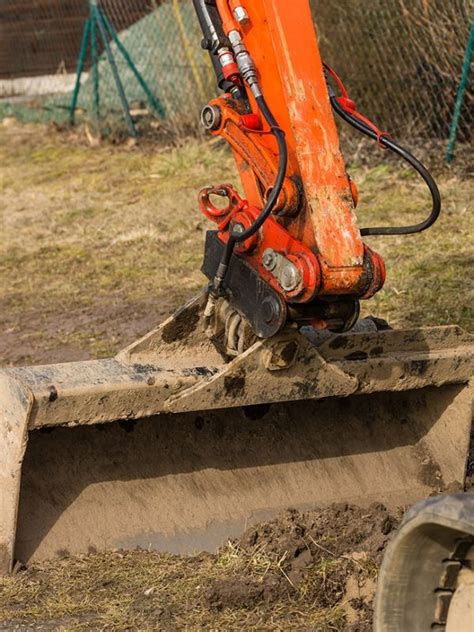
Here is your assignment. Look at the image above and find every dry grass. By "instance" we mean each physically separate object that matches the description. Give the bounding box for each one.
[0,549,347,630]
[358,163,473,328]
[1,122,471,369]
[0,124,234,364]
[0,126,229,305]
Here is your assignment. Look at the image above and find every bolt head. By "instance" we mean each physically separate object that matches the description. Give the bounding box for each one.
[262,248,277,271]
[280,264,301,292]
[233,6,249,23]
[201,105,221,131]
[262,296,278,324]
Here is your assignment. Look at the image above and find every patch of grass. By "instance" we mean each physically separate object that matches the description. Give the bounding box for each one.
[357,168,473,328]
[0,549,350,630]
[0,125,236,364]
[0,121,472,368]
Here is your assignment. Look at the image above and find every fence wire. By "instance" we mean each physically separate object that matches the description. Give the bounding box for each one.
[315,0,473,142]
[0,0,471,148]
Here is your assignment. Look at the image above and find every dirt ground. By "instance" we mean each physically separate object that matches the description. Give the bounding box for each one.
[1,504,399,630]
[0,121,472,630]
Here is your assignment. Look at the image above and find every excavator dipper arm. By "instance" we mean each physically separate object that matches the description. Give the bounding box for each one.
[193,0,439,344]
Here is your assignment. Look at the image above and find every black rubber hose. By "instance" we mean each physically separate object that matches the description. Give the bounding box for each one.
[191,0,235,93]
[212,94,288,290]
[330,96,441,236]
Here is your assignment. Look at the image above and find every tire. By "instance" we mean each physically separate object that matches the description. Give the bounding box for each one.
[374,494,474,631]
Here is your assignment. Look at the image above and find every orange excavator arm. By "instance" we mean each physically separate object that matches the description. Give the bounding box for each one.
[193,0,440,339]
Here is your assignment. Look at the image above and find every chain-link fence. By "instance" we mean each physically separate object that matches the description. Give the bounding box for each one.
[0,0,215,134]
[315,0,473,143]
[0,0,472,149]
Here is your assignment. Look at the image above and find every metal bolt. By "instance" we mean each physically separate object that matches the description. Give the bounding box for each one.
[201,105,221,131]
[48,385,58,402]
[262,248,277,271]
[262,296,278,324]
[280,263,301,292]
[233,6,249,23]
[232,222,245,234]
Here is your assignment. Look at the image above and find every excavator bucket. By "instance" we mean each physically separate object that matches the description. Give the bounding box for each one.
[1,294,473,574]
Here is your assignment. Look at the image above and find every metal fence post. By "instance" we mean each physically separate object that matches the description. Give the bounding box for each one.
[90,14,100,129]
[93,2,138,138]
[446,19,474,163]
[69,17,92,126]
[101,12,165,118]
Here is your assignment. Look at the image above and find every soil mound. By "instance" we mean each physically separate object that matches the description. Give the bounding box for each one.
[204,503,399,628]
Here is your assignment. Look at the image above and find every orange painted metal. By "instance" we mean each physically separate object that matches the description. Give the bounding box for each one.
[216,0,239,36]
[202,0,385,304]
[199,184,321,302]
[206,95,300,214]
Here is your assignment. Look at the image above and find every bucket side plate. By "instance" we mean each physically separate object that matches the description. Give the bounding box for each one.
[0,375,33,574]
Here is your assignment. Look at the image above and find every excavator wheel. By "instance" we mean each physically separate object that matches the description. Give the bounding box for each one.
[375,494,474,631]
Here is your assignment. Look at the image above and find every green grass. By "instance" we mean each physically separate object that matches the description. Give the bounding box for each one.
[357,165,473,328]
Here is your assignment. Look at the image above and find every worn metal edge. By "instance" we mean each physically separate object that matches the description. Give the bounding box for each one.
[0,373,34,574]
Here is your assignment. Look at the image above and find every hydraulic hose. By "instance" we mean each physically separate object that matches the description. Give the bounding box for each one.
[212,94,288,292]
[192,0,236,93]
[330,97,441,236]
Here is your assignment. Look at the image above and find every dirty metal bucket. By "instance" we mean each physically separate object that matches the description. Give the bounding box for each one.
[1,295,473,573]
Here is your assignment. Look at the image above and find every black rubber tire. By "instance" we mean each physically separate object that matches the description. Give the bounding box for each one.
[374,494,474,631]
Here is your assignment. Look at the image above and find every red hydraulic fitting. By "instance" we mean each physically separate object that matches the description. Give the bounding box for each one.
[218,47,240,83]
[239,113,263,130]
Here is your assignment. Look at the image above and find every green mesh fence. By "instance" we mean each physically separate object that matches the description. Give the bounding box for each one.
[0,0,216,130]
[0,0,472,146]
[69,1,216,129]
